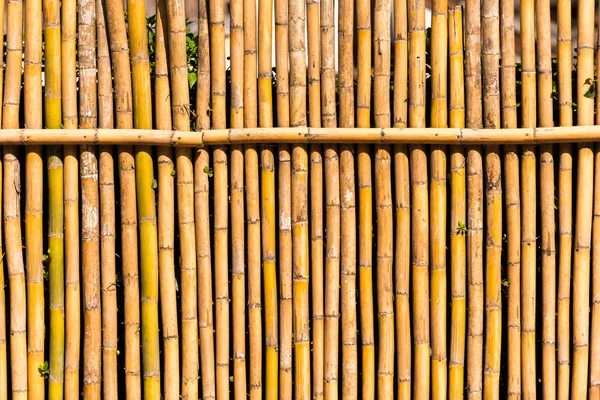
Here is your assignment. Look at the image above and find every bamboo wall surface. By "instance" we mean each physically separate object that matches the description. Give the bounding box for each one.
[0,0,596,395]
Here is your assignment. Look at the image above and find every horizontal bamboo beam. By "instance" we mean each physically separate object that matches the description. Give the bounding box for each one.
[1,126,600,145]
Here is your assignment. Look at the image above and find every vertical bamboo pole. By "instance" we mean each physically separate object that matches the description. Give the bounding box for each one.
[591,146,600,398]
[357,0,374,393]
[77,0,98,393]
[244,0,262,395]
[465,0,484,389]
[2,12,26,384]
[323,144,341,400]
[322,0,338,396]
[500,0,520,393]
[81,148,101,400]
[208,0,228,392]
[310,147,324,400]
[99,148,118,399]
[289,0,310,392]
[373,0,394,394]
[0,0,5,127]
[306,0,320,126]
[24,0,45,391]
[195,0,216,398]
[229,0,246,396]
[481,0,502,396]
[274,0,290,126]
[96,0,118,396]
[0,158,5,400]
[393,0,409,396]
[257,0,275,395]
[430,0,448,394]
[520,0,537,395]
[129,0,164,390]
[338,0,357,395]
[408,0,428,393]
[155,0,179,398]
[537,0,555,395]
[279,145,293,400]
[448,7,465,400]
[573,0,595,395]
[44,0,64,395]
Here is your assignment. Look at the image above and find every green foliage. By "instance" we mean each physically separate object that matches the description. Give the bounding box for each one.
[38,361,50,378]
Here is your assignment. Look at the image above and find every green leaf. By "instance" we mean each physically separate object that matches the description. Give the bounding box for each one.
[203,165,213,177]
[584,85,596,99]
[188,71,197,89]
[151,179,158,189]
[38,361,49,378]
[171,169,176,177]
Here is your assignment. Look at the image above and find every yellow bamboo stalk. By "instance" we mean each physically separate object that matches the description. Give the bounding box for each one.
[257,0,274,396]
[96,0,113,130]
[0,157,5,400]
[499,0,520,394]
[196,0,211,130]
[210,0,226,129]
[338,0,354,128]
[357,0,374,395]
[81,148,101,399]
[274,0,290,127]
[24,0,44,391]
[279,145,293,400]
[591,146,600,398]
[430,0,447,395]
[306,0,320,128]
[44,0,64,395]
[393,0,407,128]
[481,0,502,396]
[557,0,572,128]
[0,0,5,127]
[230,0,244,127]
[448,7,465,400]
[408,0,428,393]
[261,147,278,400]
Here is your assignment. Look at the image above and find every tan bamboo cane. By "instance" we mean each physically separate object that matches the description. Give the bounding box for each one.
[310,147,324,400]
[81,147,102,400]
[307,0,320,127]
[481,0,502,395]
[208,0,229,393]
[448,7,465,400]
[230,0,246,396]
[0,0,5,127]
[244,0,262,395]
[96,0,119,396]
[279,145,293,400]
[338,0,357,395]
[24,0,45,392]
[430,0,448,395]
[357,0,374,394]
[321,0,338,396]
[591,146,600,398]
[408,0,428,392]
[536,0,555,395]
[289,0,310,393]
[393,0,409,396]
[322,143,340,400]
[591,12,600,398]
[257,0,275,396]
[573,0,595,395]
[373,0,394,394]
[77,0,98,393]
[274,0,290,126]
[520,0,537,394]
[195,0,216,398]
[44,0,64,394]
[154,0,180,398]
[99,148,118,399]
[0,157,5,400]
[464,0,483,394]
[499,0,520,393]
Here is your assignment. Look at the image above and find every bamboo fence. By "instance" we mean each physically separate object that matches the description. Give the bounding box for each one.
[0,0,598,396]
